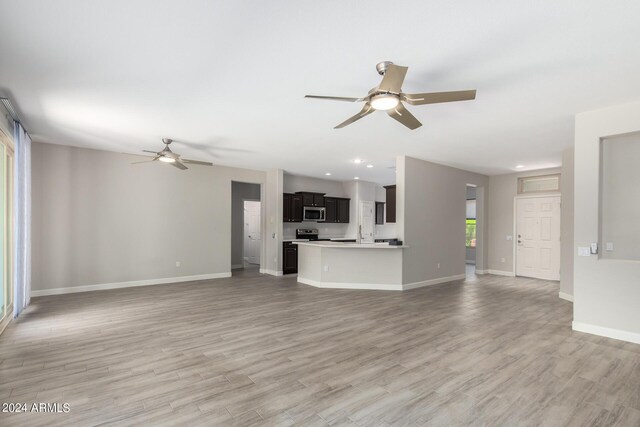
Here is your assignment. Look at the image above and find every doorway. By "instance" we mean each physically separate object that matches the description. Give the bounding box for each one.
[231,181,261,271]
[465,186,477,274]
[515,196,561,280]
[243,201,261,266]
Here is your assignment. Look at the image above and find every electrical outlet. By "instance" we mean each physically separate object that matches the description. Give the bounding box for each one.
[175,261,181,267]
[323,265,329,272]
[606,242,614,251]
[578,247,591,257]
[506,235,513,241]
[500,257,506,263]
[437,263,440,269]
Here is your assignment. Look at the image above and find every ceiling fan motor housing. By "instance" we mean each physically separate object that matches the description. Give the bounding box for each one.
[376,61,394,75]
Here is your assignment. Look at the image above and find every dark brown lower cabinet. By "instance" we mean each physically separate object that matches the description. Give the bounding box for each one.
[283,242,298,274]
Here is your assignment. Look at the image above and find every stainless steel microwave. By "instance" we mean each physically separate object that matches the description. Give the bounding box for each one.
[303,206,326,222]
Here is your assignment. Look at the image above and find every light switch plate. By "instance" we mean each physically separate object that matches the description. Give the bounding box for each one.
[578,247,591,257]
[506,235,513,241]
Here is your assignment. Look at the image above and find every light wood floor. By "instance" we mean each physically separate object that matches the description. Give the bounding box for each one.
[1,268,639,426]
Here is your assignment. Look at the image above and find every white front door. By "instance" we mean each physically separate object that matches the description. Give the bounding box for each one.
[243,201,261,265]
[516,196,560,280]
[359,201,374,243]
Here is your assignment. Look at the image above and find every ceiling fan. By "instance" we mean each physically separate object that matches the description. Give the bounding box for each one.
[305,61,476,130]
[132,138,214,170]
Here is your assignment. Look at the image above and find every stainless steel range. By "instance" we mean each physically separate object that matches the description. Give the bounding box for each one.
[296,228,319,241]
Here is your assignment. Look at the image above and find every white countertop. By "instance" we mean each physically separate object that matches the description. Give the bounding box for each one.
[294,241,406,249]
[283,239,310,242]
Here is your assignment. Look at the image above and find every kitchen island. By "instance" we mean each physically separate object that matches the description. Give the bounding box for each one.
[294,241,407,290]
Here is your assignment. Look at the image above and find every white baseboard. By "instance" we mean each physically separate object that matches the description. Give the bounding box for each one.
[260,269,283,276]
[297,277,402,291]
[231,264,243,270]
[487,269,516,277]
[475,269,487,274]
[297,273,465,292]
[403,274,466,290]
[31,272,232,297]
[572,321,640,345]
[558,292,574,302]
[0,306,13,335]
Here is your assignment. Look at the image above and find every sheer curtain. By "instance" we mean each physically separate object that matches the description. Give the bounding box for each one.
[13,121,31,318]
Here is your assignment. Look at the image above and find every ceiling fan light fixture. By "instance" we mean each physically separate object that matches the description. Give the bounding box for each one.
[370,94,399,110]
[159,156,176,163]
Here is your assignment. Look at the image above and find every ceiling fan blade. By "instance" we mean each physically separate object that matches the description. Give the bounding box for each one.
[334,103,375,129]
[171,160,188,170]
[182,159,213,166]
[142,149,159,154]
[131,156,159,164]
[402,90,476,105]
[305,95,364,102]
[378,64,408,94]
[387,103,422,130]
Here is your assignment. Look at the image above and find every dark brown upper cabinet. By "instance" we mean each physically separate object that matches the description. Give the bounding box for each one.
[322,197,350,223]
[291,194,303,222]
[336,198,350,223]
[296,192,325,207]
[283,193,303,222]
[384,185,396,223]
[375,202,385,225]
[283,193,292,222]
[324,197,337,223]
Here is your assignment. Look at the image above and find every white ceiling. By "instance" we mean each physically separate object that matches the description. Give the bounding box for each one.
[2,1,640,184]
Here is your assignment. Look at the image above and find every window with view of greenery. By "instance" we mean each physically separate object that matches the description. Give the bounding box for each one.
[466,219,476,248]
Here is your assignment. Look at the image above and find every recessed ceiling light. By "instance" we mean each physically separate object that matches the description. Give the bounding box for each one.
[353,158,363,164]
[515,165,524,169]
[354,177,360,180]
[325,172,331,176]
[366,164,373,168]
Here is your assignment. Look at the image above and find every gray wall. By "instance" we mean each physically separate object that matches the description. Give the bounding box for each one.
[231,181,261,267]
[397,156,488,285]
[573,100,640,342]
[32,142,266,291]
[487,167,561,273]
[265,169,283,274]
[560,148,574,297]
[283,174,347,197]
[600,133,640,261]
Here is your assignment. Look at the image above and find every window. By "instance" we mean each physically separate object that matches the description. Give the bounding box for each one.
[517,174,560,194]
[466,199,476,248]
[466,219,476,248]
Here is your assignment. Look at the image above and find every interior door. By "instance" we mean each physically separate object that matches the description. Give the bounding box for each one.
[516,196,560,280]
[243,201,261,265]
[359,201,374,243]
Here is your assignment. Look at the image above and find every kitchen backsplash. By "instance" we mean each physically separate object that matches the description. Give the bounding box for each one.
[283,221,397,239]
